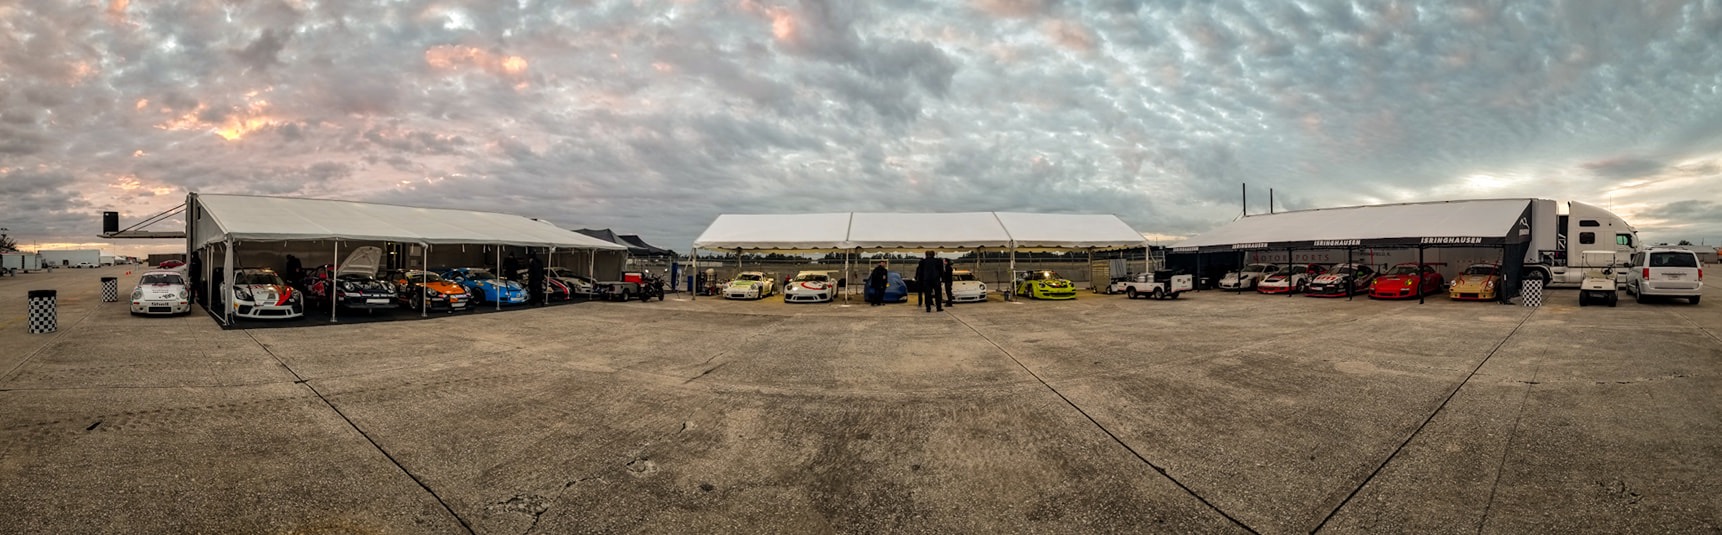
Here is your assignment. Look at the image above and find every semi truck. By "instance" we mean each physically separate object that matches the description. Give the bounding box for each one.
[1521,200,1637,287]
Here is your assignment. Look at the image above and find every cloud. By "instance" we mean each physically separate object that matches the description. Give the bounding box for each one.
[2,0,1722,258]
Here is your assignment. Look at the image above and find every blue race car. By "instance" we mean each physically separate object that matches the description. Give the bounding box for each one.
[441,268,528,305]
[880,271,909,303]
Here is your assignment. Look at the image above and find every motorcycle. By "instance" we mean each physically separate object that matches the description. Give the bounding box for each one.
[638,273,666,302]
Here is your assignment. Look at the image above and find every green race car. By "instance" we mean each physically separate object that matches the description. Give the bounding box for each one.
[1015,270,1078,300]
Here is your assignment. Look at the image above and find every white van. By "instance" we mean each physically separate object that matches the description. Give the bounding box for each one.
[1624,248,1703,304]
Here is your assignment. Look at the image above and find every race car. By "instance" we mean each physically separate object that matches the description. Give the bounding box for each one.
[442,267,528,305]
[547,268,598,297]
[1218,263,1281,290]
[783,271,837,303]
[1015,270,1077,300]
[302,246,396,312]
[223,268,303,320]
[513,269,575,302]
[384,269,471,312]
[880,271,909,303]
[1257,264,1328,294]
[1448,263,1502,301]
[130,270,191,316]
[723,272,776,300]
[1305,263,1377,297]
[949,270,988,303]
[1369,263,1446,300]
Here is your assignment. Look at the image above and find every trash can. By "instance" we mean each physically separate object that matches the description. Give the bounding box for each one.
[28,289,56,334]
[101,276,119,302]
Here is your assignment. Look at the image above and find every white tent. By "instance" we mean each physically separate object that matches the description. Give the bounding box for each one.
[191,194,627,250]
[690,211,1146,251]
[1171,198,1534,251]
[846,212,1014,250]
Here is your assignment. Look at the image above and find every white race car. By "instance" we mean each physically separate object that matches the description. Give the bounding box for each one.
[949,270,988,302]
[130,270,192,316]
[1257,264,1328,294]
[223,268,304,320]
[723,271,776,300]
[782,271,837,303]
[1218,263,1280,290]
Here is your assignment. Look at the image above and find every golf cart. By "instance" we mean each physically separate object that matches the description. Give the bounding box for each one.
[1577,250,1620,307]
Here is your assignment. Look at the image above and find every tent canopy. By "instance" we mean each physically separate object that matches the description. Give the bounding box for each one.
[692,212,1147,251]
[191,194,629,250]
[1171,198,1534,253]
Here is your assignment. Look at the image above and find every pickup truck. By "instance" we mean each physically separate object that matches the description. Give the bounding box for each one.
[1107,271,1194,300]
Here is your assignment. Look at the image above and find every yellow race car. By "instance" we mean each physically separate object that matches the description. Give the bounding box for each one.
[1448,263,1502,301]
[1015,270,1077,300]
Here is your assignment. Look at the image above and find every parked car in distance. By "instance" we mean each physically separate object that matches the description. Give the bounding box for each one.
[385,269,471,312]
[224,268,304,320]
[1015,270,1077,300]
[512,269,575,302]
[783,271,837,303]
[130,270,191,316]
[1306,263,1376,297]
[723,271,776,300]
[1114,271,1193,300]
[1624,247,1703,304]
[1258,264,1328,294]
[443,267,528,305]
[1369,263,1445,300]
[158,259,186,270]
[302,246,394,312]
[547,268,598,297]
[1448,263,1503,301]
[949,270,988,302]
[1219,263,1280,290]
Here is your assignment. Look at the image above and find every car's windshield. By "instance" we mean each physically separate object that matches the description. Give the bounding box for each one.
[953,272,977,281]
[1650,252,1699,268]
[736,274,763,281]
[1388,265,1420,275]
[1028,271,1061,280]
[1464,265,1499,276]
[141,274,183,285]
[1288,266,1308,274]
[235,272,284,285]
[1242,264,1272,274]
[465,271,497,281]
[1333,266,1356,275]
[406,271,443,283]
[550,268,580,278]
[795,274,830,282]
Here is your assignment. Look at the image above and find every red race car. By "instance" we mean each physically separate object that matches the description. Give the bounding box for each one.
[1369,262,1445,300]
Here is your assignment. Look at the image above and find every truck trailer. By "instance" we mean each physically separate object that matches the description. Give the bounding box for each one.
[41,249,102,268]
[2,252,44,274]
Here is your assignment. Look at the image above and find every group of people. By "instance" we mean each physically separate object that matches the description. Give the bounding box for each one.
[866,250,957,312]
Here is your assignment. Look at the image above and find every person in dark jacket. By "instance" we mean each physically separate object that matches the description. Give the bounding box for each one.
[914,251,943,312]
[942,258,955,307]
[502,253,520,281]
[284,254,303,284]
[868,262,888,306]
[527,253,546,306]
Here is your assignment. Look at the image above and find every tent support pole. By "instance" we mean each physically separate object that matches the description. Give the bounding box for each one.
[331,241,340,323]
[1238,250,1245,295]
[690,248,698,301]
[223,240,235,326]
[1418,246,1427,305]
[1286,247,1295,297]
[1087,248,1094,292]
[496,244,502,311]
[422,243,430,317]
[841,250,849,303]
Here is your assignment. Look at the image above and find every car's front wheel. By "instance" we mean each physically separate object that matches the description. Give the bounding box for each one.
[1126,287,1138,299]
[1151,287,1164,299]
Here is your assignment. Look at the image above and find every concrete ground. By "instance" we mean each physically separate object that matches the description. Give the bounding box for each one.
[2,266,1718,534]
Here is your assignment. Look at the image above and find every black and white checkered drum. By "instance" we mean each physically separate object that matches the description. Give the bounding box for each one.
[101,277,119,303]
[27,289,57,334]
[1521,280,1543,307]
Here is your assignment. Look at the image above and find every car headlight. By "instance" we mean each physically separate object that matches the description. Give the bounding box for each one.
[1483,280,1495,290]
[131,289,143,300]
[235,287,253,300]
[426,289,442,297]
[978,283,986,291]
[340,282,357,292]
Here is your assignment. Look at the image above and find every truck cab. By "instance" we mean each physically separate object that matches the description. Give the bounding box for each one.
[1527,200,1638,287]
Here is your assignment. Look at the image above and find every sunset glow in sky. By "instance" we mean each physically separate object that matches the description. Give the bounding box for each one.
[3,1,1722,256]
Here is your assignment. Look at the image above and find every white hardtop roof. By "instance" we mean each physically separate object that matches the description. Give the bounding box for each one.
[693,212,1146,251]
[1174,198,1534,250]
[193,194,629,250]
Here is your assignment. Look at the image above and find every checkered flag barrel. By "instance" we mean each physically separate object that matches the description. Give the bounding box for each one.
[1521,280,1543,307]
[27,289,57,334]
[101,277,119,303]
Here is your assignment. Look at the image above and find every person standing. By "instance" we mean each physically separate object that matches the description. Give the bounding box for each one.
[942,258,955,307]
[915,251,944,312]
[527,252,546,306]
[284,254,303,285]
[868,261,888,306]
[502,253,520,281]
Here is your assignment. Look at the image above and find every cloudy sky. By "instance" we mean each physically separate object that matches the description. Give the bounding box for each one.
[3,0,1722,255]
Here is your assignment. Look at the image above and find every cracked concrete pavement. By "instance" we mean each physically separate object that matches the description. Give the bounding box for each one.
[2,265,1718,533]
